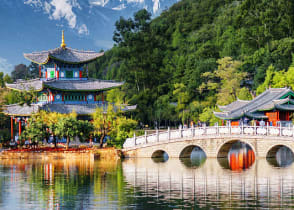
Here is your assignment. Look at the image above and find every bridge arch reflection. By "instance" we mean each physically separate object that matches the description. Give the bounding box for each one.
[179,145,206,168]
[151,150,169,162]
[267,145,294,167]
[217,139,255,158]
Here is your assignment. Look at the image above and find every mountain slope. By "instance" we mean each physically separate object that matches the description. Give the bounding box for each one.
[89,0,294,125]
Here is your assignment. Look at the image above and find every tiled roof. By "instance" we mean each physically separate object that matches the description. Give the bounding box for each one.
[218,99,250,112]
[214,88,293,119]
[6,79,124,91]
[3,104,40,116]
[24,47,104,64]
[2,103,136,116]
[5,79,43,91]
[45,79,124,91]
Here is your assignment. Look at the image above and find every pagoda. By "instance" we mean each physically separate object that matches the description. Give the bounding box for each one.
[4,31,135,141]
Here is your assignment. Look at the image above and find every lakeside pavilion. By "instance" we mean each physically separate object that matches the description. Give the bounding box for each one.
[214,88,294,126]
[3,31,135,141]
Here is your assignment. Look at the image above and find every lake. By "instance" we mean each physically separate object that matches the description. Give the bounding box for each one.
[0,148,293,209]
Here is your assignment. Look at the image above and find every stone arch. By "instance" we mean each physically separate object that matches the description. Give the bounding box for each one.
[217,139,256,158]
[266,144,294,167]
[266,143,294,158]
[151,149,169,158]
[179,145,207,158]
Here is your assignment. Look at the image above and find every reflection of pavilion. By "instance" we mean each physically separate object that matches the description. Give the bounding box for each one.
[122,158,294,208]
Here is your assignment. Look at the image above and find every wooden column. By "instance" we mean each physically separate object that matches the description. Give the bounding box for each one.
[11,117,13,141]
[18,119,21,137]
[39,65,41,78]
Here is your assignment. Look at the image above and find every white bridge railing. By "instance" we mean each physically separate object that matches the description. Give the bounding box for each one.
[123,125,294,149]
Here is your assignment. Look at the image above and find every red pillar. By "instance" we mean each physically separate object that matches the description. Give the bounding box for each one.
[11,117,13,141]
[79,70,82,79]
[18,120,21,137]
[39,65,41,78]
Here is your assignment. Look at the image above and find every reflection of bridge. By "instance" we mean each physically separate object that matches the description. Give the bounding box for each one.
[123,126,294,158]
[122,158,294,208]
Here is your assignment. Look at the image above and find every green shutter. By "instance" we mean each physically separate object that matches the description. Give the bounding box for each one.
[66,71,73,78]
[50,71,55,78]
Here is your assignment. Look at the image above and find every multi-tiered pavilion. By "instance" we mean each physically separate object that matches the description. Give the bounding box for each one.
[4,31,135,141]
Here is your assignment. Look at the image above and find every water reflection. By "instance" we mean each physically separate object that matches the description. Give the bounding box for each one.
[123,158,294,209]
[180,147,206,168]
[1,156,294,209]
[228,142,255,170]
[267,146,294,167]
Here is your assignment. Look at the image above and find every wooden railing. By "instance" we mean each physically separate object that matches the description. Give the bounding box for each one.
[123,124,294,149]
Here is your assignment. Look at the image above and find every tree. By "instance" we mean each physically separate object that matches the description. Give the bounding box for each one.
[22,112,48,145]
[200,57,246,105]
[55,114,80,149]
[199,107,220,126]
[11,64,29,81]
[92,105,137,148]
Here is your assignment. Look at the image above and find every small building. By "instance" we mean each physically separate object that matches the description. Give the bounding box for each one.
[214,88,294,126]
[3,31,136,140]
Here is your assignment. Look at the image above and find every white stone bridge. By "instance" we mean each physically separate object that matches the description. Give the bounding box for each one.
[122,125,294,158]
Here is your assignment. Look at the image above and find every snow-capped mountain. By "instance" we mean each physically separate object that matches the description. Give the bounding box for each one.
[0,0,177,74]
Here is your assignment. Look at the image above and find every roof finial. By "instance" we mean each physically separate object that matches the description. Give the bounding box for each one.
[61,30,66,49]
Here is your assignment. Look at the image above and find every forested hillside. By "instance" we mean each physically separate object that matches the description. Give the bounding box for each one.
[88,0,294,127]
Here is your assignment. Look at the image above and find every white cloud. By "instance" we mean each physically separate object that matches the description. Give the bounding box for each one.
[152,0,160,13]
[0,57,13,75]
[24,0,89,35]
[50,0,77,28]
[24,0,42,7]
[78,24,89,35]
[112,4,126,11]
[89,0,110,7]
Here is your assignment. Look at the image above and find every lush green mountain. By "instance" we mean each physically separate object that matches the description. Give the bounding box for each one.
[89,0,294,126]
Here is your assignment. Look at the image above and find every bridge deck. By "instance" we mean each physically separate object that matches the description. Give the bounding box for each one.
[123,125,294,151]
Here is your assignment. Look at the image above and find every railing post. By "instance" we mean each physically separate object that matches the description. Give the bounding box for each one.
[145,130,147,144]
[241,123,243,135]
[192,126,195,137]
[267,122,269,136]
[280,123,282,136]
[292,125,294,137]
[168,127,170,141]
[229,123,231,135]
[156,129,159,142]
[134,133,136,146]
[254,121,256,135]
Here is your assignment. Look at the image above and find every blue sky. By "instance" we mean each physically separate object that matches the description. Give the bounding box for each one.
[0,0,176,74]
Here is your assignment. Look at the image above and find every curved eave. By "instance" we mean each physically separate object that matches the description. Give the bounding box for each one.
[5,82,44,92]
[43,84,123,92]
[23,53,50,65]
[49,54,103,65]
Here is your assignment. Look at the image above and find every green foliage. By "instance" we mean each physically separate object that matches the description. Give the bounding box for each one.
[58,0,294,124]
[237,87,252,101]
[200,57,246,105]
[92,105,137,148]
[55,113,81,149]
[199,107,220,126]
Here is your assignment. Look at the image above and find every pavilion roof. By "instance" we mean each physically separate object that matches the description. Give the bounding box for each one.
[3,104,40,116]
[214,88,294,120]
[5,79,124,92]
[2,103,136,116]
[24,47,104,64]
[45,79,124,91]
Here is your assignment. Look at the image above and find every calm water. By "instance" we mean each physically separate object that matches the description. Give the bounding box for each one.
[0,148,294,209]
